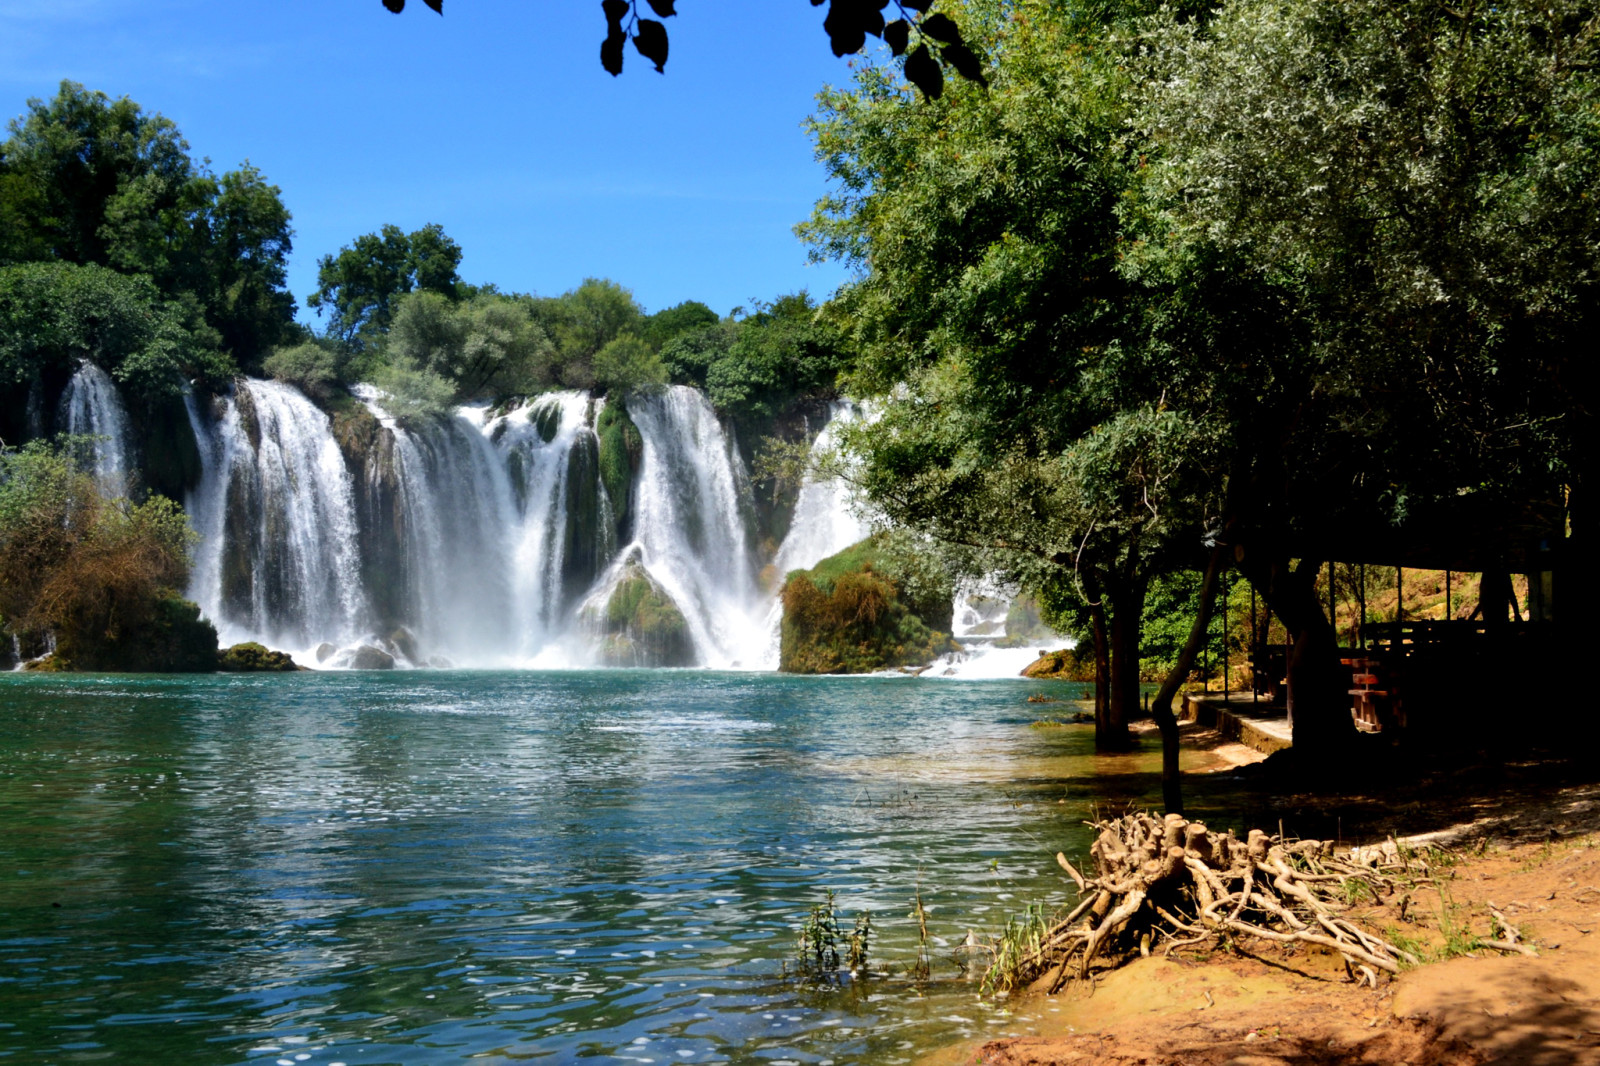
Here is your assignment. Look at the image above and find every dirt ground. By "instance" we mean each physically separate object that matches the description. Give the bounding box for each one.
[923,765,1600,1066]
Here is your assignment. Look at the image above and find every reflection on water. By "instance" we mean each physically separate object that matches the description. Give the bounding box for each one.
[1,671,1175,1064]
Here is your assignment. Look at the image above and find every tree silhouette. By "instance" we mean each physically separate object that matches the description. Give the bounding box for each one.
[379,0,985,99]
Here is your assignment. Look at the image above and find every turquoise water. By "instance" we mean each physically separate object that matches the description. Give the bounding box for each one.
[0,671,1125,1065]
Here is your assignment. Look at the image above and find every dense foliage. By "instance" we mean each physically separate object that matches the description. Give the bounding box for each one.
[0,81,298,373]
[803,0,1592,766]
[779,536,958,674]
[0,438,215,671]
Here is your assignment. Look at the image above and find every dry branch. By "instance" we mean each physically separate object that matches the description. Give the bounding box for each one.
[988,813,1465,993]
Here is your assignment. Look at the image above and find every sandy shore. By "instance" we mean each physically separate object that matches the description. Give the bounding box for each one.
[920,740,1600,1066]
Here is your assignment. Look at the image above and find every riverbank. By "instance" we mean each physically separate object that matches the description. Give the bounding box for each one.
[924,776,1600,1065]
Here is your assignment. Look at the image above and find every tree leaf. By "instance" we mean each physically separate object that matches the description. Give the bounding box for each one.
[918,13,963,45]
[602,0,631,31]
[634,19,669,72]
[941,42,987,85]
[900,0,932,11]
[601,29,626,75]
[884,19,910,56]
[904,43,943,99]
[382,0,404,12]
[421,0,442,11]
[824,0,867,57]
[645,0,676,14]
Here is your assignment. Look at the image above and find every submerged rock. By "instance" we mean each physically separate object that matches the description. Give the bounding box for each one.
[218,642,300,672]
[588,556,694,667]
[348,645,397,670]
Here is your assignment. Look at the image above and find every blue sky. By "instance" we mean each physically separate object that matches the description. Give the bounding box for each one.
[0,0,860,322]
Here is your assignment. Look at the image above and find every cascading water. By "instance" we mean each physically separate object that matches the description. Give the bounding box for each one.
[586,386,766,668]
[181,377,874,670]
[58,360,135,495]
[364,390,604,667]
[185,379,367,652]
[771,401,870,579]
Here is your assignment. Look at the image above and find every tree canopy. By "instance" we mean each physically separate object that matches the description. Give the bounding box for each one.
[0,81,298,371]
[802,0,1592,771]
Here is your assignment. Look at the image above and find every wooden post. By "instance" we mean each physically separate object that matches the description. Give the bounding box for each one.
[1358,563,1366,649]
[1251,584,1258,704]
[1222,570,1229,698]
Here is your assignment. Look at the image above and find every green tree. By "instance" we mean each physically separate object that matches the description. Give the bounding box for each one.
[593,331,667,392]
[0,261,231,402]
[1129,0,1597,754]
[640,299,720,349]
[385,289,556,399]
[0,82,297,367]
[0,438,213,671]
[307,222,464,347]
[528,277,646,389]
[801,0,1226,752]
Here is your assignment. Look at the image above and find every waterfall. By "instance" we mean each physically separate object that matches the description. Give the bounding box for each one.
[58,360,135,495]
[583,386,765,668]
[772,402,870,579]
[756,402,872,667]
[363,390,603,667]
[185,379,367,651]
[179,376,875,671]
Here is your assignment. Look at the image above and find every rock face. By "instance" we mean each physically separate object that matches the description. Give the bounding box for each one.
[779,537,959,674]
[218,642,299,672]
[348,644,396,670]
[589,556,694,667]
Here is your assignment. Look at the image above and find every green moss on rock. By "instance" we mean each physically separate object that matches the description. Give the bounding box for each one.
[218,641,300,672]
[778,537,959,674]
[596,399,642,532]
[588,557,693,667]
[1021,647,1094,681]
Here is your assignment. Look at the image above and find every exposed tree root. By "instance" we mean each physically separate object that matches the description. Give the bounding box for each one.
[987,812,1533,995]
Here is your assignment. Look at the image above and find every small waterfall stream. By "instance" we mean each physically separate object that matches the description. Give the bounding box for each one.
[58,361,136,495]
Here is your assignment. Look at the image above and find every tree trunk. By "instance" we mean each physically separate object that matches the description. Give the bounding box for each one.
[1149,546,1227,815]
[1237,550,1356,767]
[1101,572,1146,752]
[1085,581,1114,749]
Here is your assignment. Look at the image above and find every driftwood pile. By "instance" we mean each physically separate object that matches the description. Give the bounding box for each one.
[998,812,1457,994]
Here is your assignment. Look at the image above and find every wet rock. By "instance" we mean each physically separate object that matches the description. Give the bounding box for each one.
[314,642,337,663]
[388,627,420,664]
[218,642,299,672]
[586,554,694,667]
[348,645,396,670]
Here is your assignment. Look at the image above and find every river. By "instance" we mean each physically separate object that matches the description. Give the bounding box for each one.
[0,670,1176,1065]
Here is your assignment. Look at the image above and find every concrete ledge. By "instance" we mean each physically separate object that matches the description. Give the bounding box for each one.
[1183,693,1293,756]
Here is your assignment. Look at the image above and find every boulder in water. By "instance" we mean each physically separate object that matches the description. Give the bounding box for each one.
[314,642,337,663]
[218,642,300,672]
[778,536,959,674]
[1021,647,1093,681]
[348,645,397,670]
[388,627,421,664]
[588,558,694,667]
